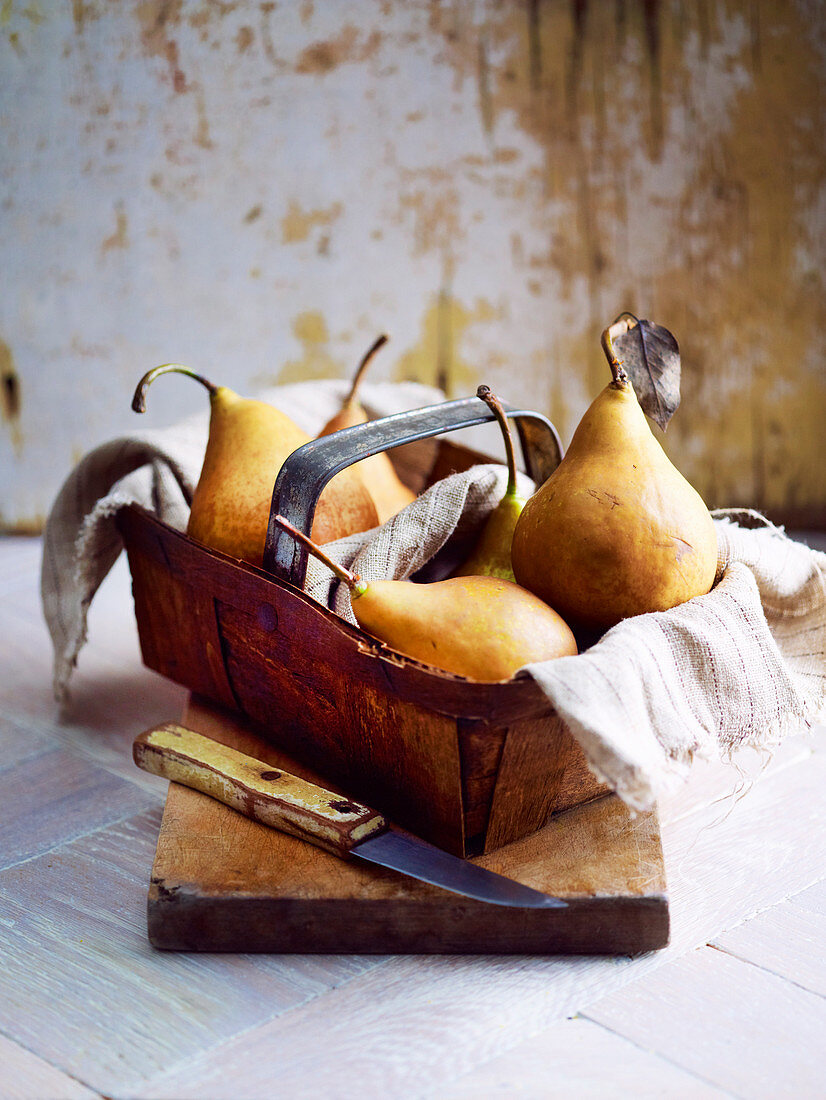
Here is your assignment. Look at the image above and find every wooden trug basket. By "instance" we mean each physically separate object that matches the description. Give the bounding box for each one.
[118,397,609,857]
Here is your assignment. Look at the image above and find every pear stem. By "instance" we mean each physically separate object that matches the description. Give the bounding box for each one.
[343,334,389,409]
[273,514,368,596]
[477,384,518,496]
[132,363,219,414]
[600,313,640,386]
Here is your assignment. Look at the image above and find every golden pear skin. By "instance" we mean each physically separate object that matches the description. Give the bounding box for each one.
[319,335,416,523]
[511,378,718,630]
[190,388,378,562]
[452,493,524,581]
[319,401,416,523]
[188,385,309,564]
[453,385,525,582]
[272,516,577,681]
[353,575,576,680]
[132,366,379,567]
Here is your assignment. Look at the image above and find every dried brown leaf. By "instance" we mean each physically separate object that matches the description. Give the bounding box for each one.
[614,318,681,431]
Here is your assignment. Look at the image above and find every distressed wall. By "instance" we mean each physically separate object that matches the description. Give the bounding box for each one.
[1,0,824,530]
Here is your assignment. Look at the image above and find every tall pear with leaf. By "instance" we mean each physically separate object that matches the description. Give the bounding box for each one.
[452,385,526,582]
[512,316,718,630]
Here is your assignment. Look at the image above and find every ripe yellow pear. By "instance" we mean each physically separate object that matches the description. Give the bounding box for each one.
[274,516,577,681]
[318,335,416,523]
[132,365,378,567]
[452,385,526,582]
[354,575,576,680]
[511,366,717,630]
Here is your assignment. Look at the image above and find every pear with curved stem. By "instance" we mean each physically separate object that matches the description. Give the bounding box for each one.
[511,324,718,630]
[319,335,417,523]
[273,515,577,682]
[132,364,378,567]
[452,385,526,582]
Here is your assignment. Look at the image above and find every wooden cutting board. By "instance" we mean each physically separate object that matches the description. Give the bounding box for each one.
[146,697,669,955]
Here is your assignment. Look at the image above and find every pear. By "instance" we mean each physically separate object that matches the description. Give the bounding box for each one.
[511,346,717,631]
[452,385,526,582]
[132,365,379,567]
[274,515,577,681]
[319,335,417,523]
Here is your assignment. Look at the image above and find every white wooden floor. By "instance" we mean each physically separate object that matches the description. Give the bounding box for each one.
[1,533,825,1100]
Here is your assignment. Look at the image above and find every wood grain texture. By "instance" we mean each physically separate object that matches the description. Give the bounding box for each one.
[216,593,468,853]
[585,946,826,1099]
[437,1015,729,1099]
[118,507,551,723]
[456,718,507,845]
[787,876,826,916]
[146,700,667,954]
[657,734,815,829]
[484,713,610,850]
[711,889,826,996]
[134,721,387,855]
[4,535,826,1099]
[0,713,57,772]
[136,727,826,1100]
[659,734,826,950]
[0,1034,101,1100]
[126,537,239,709]
[0,806,381,1097]
[0,599,186,793]
[0,745,155,871]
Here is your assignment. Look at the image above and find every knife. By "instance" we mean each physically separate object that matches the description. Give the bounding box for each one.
[133,723,566,909]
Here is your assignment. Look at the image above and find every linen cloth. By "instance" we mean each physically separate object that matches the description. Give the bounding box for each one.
[42,381,826,811]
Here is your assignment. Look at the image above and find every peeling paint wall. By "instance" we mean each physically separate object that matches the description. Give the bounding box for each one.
[1,0,824,530]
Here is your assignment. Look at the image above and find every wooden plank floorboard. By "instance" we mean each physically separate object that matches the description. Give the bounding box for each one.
[787,876,826,915]
[0,602,186,729]
[135,732,826,1100]
[660,730,826,948]
[584,946,826,1100]
[436,1015,732,1099]
[0,1033,102,1100]
[0,713,59,773]
[711,887,826,996]
[657,734,815,828]
[0,604,186,793]
[0,807,385,1098]
[0,745,157,870]
[2,535,824,1099]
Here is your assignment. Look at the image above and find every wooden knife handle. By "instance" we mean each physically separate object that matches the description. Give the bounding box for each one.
[133,723,387,858]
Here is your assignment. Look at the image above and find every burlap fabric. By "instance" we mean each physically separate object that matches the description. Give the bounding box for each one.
[42,381,826,812]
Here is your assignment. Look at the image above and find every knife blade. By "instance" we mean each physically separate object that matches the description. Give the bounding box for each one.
[133,723,566,910]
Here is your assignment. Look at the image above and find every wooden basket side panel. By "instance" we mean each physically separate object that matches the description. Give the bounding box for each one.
[120,506,549,725]
[483,713,610,852]
[457,721,508,855]
[118,508,609,856]
[215,598,467,855]
[124,541,239,711]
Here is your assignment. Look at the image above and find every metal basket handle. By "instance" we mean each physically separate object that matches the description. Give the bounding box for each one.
[264,395,563,587]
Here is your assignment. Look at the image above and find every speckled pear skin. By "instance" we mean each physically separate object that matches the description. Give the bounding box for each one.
[352,574,577,682]
[187,387,378,566]
[452,492,526,583]
[511,380,718,630]
[319,401,416,524]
